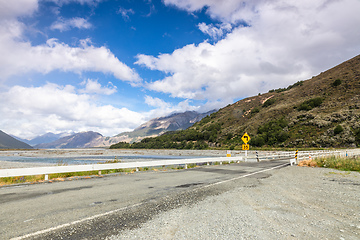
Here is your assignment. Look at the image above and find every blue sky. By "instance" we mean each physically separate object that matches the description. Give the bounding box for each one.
[1,0,360,139]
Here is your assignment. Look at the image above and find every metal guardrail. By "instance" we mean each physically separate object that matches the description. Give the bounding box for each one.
[1,149,359,180]
[296,149,360,161]
[0,156,244,180]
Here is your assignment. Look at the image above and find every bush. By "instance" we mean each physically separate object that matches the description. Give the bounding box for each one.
[110,141,130,149]
[251,107,260,114]
[332,79,342,87]
[297,97,323,111]
[287,80,304,89]
[251,135,265,147]
[262,98,276,107]
[256,118,289,146]
[355,129,360,146]
[334,125,344,135]
[194,141,208,150]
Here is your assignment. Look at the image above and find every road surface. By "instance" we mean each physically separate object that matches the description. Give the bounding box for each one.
[1,160,288,239]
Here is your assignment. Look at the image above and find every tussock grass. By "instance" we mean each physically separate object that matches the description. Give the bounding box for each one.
[299,155,360,172]
[315,156,360,172]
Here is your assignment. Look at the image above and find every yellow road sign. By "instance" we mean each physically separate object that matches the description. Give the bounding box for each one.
[241,133,251,144]
[242,144,250,150]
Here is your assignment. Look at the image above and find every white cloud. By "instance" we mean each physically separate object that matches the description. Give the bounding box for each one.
[49,0,103,7]
[198,22,232,39]
[0,1,141,83]
[117,7,135,21]
[145,95,171,109]
[0,32,141,82]
[137,0,360,106]
[50,17,92,31]
[163,0,254,23]
[144,96,198,119]
[0,0,38,21]
[0,83,145,138]
[80,79,117,95]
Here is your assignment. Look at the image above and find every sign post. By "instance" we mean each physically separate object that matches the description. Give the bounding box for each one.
[226,150,231,157]
[241,133,251,161]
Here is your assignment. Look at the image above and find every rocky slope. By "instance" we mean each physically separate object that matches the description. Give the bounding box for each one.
[114,110,216,143]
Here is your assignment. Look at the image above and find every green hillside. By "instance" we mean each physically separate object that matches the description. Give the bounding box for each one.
[111,54,360,150]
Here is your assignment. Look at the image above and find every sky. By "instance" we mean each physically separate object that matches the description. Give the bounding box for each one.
[1,0,360,139]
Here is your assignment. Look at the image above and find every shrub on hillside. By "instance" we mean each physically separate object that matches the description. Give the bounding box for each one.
[334,125,344,135]
[332,79,342,87]
[110,141,130,149]
[253,118,289,146]
[297,97,323,111]
[354,129,360,146]
[251,107,260,114]
[262,98,276,107]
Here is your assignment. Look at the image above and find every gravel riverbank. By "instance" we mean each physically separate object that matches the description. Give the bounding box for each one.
[0,149,235,169]
[108,166,360,240]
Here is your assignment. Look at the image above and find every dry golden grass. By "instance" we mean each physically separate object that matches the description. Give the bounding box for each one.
[298,160,318,167]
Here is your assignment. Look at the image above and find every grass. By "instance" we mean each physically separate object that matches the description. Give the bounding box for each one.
[314,156,360,172]
[299,155,360,172]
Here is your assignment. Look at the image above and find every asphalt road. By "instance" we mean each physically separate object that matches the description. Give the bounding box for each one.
[1,160,289,239]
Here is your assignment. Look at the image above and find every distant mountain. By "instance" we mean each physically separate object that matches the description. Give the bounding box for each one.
[12,132,72,146]
[0,130,33,149]
[113,110,216,143]
[34,111,216,148]
[35,131,102,149]
[27,132,72,146]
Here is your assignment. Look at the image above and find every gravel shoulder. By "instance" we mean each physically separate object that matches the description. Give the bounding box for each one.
[108,166,360,240]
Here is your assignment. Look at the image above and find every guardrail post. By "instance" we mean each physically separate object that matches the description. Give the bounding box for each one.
[45,174,48,181]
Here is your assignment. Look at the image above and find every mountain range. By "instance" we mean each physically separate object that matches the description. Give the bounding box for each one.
[12,132,73,146]
[32,110,214,148]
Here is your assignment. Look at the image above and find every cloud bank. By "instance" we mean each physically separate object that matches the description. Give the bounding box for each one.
[0,0,140,83]
[0,0,143,138]
[0,83,145,138]
[139,0,360,109]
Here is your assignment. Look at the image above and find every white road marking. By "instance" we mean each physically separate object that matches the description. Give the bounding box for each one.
[202,162,289,188]
[11,203,143,240]
[11,162,289,240]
